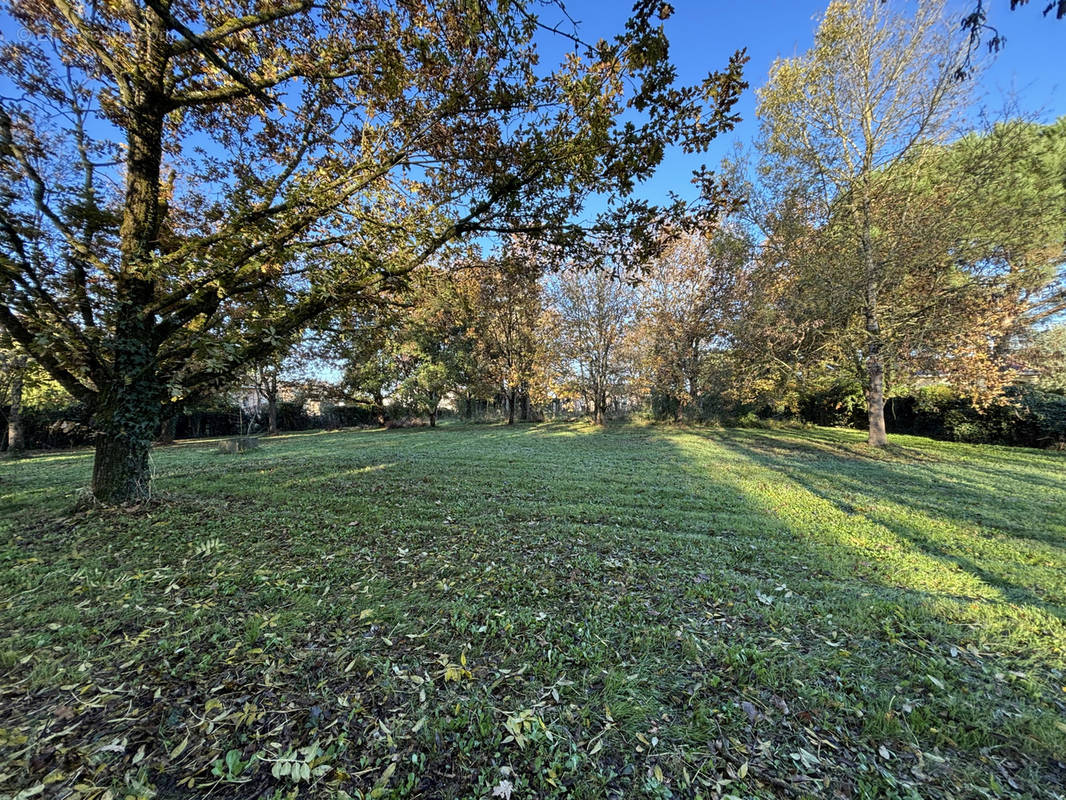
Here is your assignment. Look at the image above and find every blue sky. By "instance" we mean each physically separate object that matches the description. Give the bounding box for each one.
[553,0,1064,206]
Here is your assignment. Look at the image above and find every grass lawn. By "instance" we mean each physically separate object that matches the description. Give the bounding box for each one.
[1,422,1064,800]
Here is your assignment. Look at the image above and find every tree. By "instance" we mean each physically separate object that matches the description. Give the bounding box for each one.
[0,340,26,456]
[757,0,968,445]
[736,113,1065,423]
[248,341,315,436]
[332,300,407,425]
[634,229,750,420]
[940,118,1066,359]
[551,267,636,425]
[333,266,473,426]
[0,0,747,503]
[251,361,281,436]
[1027,325,1066,393]
[715,155,846,414]
[396,361,451,427]
[1,331,75,453]
[464,246,548,424]
[393,271,471,427]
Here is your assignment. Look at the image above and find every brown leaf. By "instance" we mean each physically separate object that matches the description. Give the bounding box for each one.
[53,705,75,721]
[740,700,765,723]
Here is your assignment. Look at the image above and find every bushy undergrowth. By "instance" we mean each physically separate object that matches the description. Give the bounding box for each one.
[797,383,1066,448]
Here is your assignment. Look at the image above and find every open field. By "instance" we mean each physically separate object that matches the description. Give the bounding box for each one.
[1,423,1064,799]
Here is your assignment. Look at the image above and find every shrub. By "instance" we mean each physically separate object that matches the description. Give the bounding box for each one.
[943,411,991,444]
[879,385,1063,449]
[15,403,94,449]
[783,380,1066,449]
[798,382,866,428]
[649,391,681,421]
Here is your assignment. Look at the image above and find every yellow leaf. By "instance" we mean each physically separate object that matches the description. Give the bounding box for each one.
[376,762,396,787]
[444,664,471,682]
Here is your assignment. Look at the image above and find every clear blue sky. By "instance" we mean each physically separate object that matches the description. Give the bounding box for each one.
[553,0,1064,206]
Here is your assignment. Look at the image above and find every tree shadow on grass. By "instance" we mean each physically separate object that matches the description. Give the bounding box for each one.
[702,427,1066,623]
[790,424,1066,495]
[623,426,1066,787]
[720,427,1065,544]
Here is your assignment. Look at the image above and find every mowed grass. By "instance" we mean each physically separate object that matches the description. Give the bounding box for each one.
[1,423,1064,800]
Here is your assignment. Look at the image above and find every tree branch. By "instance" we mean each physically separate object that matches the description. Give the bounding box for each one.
[167,0,312,56]
[0,305,95,402]
[142,0,276,107]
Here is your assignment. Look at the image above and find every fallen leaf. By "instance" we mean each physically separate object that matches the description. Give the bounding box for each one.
[740,701,765,723]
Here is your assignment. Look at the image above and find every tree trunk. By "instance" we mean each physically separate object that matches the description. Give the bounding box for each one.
[507,388,516,425]
[92,392,159,505]
[373,390,387,425]
[156,410,177,445]
[90,10,168,503]
[519,388,530,422]
[5,360,25,456]
[861,203,888,447]
[91,323,164,503]
[687,344,700,415]
[91,424,153,505]
[865,337,888,447]
[267,394,278,435]
[429,409,437,427]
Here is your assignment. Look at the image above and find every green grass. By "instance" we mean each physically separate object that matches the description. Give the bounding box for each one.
[1,422,1064,799]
